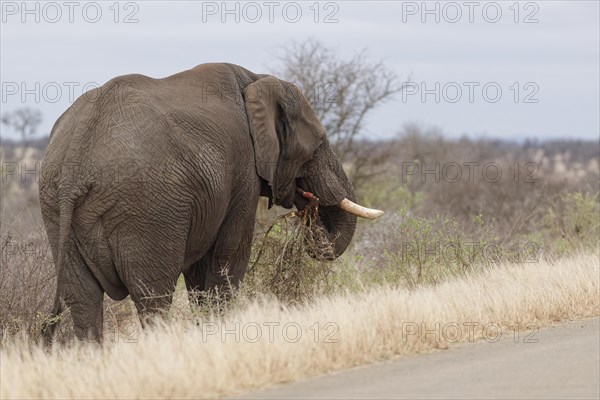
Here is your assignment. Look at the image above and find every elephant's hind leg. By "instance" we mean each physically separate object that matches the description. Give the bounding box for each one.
[113,230,185,328]
[131,285,177,329]
[62,245,105,342]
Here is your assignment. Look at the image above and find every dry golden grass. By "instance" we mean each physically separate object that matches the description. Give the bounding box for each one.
[2,252,599,399]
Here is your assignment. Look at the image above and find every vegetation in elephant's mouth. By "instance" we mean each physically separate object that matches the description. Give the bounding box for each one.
[247,204,338,305]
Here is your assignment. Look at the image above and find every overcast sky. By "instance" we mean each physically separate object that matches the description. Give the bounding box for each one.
[1,1,599,141]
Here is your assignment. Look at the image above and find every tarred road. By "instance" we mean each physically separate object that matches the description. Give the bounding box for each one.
[241,317,600,400]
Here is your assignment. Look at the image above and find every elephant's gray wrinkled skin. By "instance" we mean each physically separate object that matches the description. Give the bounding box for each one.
[39,63,366,343]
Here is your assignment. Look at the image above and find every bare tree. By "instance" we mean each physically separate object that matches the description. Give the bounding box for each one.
[274,39,407,188]
[1,108,43,151]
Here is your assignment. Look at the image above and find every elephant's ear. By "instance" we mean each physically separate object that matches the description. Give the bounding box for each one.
[243,76,285,204]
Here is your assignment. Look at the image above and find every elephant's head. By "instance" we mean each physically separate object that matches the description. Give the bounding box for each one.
[244,76,383,258]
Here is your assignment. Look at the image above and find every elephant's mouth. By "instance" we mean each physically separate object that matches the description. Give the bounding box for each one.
[294,185,384,220]
[292,185,358,260]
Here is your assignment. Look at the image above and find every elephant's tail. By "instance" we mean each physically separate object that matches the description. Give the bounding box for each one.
[42,187,81,346]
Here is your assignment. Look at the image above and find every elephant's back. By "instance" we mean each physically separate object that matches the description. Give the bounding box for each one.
[41,65,255,206]
[46,64,253,160]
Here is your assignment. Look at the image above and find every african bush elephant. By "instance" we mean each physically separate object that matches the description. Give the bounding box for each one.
[39,63,383,342]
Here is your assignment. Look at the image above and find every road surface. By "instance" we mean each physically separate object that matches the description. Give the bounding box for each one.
[240,317,599,399]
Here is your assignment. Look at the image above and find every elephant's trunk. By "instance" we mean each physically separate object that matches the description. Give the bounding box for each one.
[296,144,384,259]
[317,203,357,258]
[314,155,359,258]
[295,179,357,258]
[315,195,383,258]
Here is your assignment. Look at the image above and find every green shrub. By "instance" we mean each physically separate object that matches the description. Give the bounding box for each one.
[538,191,600,258]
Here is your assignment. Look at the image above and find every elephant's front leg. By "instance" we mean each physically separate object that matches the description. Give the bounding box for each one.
[183,258,208,306]
[186,192,258,306]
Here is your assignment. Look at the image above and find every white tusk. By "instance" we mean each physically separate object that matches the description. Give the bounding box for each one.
[337,198,384,220]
